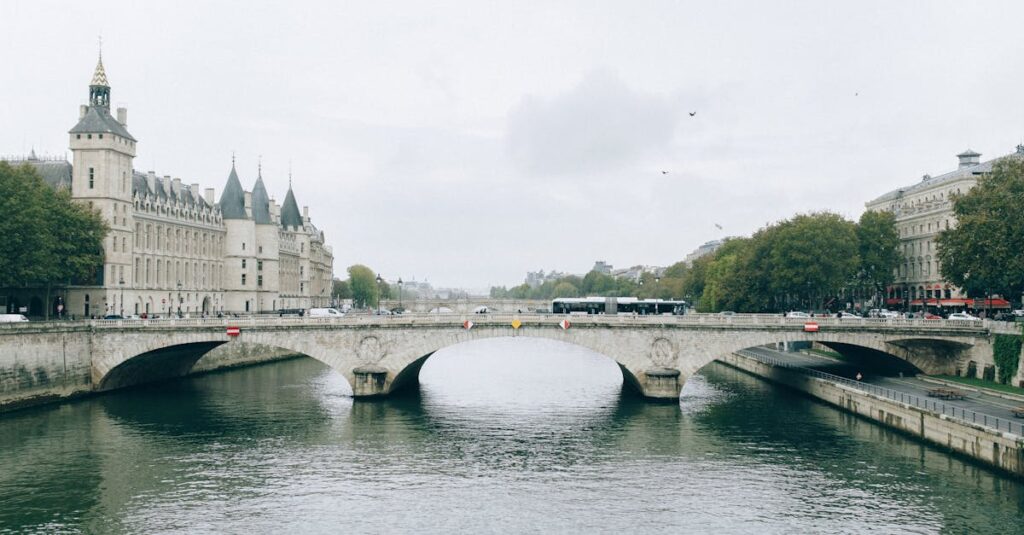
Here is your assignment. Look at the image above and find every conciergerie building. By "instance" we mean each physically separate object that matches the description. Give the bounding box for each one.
[2,53,333,317]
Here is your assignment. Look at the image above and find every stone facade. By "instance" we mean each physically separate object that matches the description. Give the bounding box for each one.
[865,146,1024,307]
[2,54,332,317]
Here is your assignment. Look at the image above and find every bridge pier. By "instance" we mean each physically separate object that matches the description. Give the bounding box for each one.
[639,368,683,401]
[352,365,390,397]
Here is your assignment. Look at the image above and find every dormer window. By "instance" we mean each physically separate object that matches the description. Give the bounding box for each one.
[98,134,103,139]
[77,134,81,139]
[87,134,92,139]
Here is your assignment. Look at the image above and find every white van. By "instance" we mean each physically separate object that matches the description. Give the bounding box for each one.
[307,308,344,318]
[0,314,29,323]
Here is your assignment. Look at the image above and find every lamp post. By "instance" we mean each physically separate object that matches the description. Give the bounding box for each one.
[654,276,661,315]
[119,277,125,317]
[176,280,183,318]
[375,273,383,315]
[398,277,403,311]
[638,278,645,315]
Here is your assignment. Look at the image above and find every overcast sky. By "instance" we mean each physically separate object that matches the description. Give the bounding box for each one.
[3,1,1024,290]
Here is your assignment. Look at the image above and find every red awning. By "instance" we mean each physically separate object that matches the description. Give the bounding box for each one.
[940,299,968,307]
[968,298,1011,309]
[885,298,902,305]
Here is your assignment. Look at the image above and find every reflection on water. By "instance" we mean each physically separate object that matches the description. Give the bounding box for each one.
[1,338,1022,534]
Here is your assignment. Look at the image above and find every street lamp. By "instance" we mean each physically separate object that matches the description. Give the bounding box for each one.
[176,280,183,318]
[654,276,661,314]
[119,276,125,317]
[375,273,383,315]
[638,278,645,315]
[398,277,403,311]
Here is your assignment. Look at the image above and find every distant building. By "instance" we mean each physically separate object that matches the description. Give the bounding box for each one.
[684,239,725,266]
[864,146,1024,308]
[526,270,570,288]
[611,265,665,282]
[591,261,613,275]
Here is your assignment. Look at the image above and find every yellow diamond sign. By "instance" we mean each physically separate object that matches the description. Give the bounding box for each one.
[511,319,522,330]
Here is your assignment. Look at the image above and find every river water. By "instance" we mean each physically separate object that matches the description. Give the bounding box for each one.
[1,338,1023,534]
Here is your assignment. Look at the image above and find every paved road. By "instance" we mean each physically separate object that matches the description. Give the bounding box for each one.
[743,346,1024,428]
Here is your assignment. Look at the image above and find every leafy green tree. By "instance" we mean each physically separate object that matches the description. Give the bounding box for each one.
[767,213,859,310]
[0,163,107,318]
[0,163,61,287]
[937,159,1024,301]
[856,210,900,306]
[681,254,712,308]
[332,278,352,300]
[551,281,579,298]
[581,271,617,295]
[347,264,379,308]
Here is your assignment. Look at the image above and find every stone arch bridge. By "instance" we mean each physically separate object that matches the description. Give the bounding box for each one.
[20,314,1000,401]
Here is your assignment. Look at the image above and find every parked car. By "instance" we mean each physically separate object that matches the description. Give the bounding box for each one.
[102,314,124,320]
[922,312,943,320]
[836,311,861,319]
[785,311,810,318]
[718,311,736,317]
[307,307,344,318]
[878,310,902,319]
[948,312,981,321]
[0,314,29,323]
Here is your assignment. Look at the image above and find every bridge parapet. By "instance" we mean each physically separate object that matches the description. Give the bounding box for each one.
[0,312,999,335]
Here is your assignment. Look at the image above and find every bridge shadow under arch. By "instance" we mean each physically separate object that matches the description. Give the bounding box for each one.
[98,341,324,392]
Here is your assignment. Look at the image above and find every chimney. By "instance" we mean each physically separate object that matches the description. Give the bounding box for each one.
[116,107,128,126]
[302,205,309,222]
[269,199,279,220]
[957,150,981,169]
[146,172,156,194]
[244,191,253,217]
[172,178,182,197]
[204,188,215,204]
[190,183,199,201]
[160,175,171,195]
[79,105,88,119]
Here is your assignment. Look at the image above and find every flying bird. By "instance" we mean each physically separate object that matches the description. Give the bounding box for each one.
[689,111,697,117]
[714,223,723,230]
[661,170,669,175]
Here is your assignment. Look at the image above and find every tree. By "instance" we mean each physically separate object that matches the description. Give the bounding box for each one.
[937,158,1024,301]
[0,162,107,318]
[856,210,900,307]
[0,162,60,287]
[551,281,579,298]
[332,278,352,300]
[347,264,378,309]
[767,213,859,310]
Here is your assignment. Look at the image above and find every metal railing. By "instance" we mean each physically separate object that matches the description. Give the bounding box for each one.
[737,349,1023,435]
[0,312,998,332]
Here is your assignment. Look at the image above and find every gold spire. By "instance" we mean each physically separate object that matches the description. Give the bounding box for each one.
[91,44,109,87]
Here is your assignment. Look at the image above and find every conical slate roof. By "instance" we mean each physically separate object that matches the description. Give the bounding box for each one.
[280,187,303,228]
[251,173,272,224]
[218,164,248,219]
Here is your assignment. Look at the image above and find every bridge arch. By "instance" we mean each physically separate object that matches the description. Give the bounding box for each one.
[385,336,647,398]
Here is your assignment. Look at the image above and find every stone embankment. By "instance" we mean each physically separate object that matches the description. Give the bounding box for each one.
[0,327,300,413]
[721,351,1024,478]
